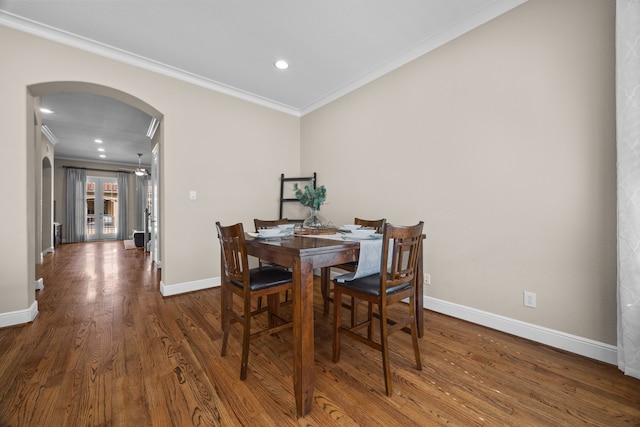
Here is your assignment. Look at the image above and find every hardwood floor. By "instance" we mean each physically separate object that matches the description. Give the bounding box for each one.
[0,241,638,426]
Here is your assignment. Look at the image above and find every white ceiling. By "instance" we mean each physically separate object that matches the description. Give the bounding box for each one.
[0,0,526,165]
[40,92,155,167]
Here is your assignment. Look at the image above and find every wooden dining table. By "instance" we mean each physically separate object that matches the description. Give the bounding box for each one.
[244,232,424,418]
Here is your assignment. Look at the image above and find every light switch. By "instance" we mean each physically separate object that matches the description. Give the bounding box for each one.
[189,190,197,200]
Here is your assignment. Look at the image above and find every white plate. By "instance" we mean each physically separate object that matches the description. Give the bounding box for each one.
[258,230,280,237]
[277,224,295,230]
[340,224,362,231]
[248,230,293,239]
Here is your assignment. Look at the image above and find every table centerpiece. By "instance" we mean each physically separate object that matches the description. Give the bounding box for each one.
[293,183,327,228]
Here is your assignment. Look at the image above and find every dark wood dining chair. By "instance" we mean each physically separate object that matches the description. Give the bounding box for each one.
[254,218,291,306]
[332,221,424,396]
[254,218,290,232]
[253,218,290,268]
[322,218,387,323]
[216,221,293,380]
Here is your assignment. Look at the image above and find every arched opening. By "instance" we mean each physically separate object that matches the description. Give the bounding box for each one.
[27,81,163,294]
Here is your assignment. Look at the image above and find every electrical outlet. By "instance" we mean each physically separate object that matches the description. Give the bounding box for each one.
[524,291,536,308]
[424,273,431,285]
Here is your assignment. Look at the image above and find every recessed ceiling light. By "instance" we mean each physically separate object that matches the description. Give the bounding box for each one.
[94,139,103,143]
[274,59,289,70]
[99,154,106,158]
[97,148,105,152]
[40,108,54,114]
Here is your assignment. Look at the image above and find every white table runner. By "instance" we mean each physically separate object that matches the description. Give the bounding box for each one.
[302,233,383,282]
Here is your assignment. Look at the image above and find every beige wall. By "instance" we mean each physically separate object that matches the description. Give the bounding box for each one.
[302,0,617,344]
[0,24,300,315]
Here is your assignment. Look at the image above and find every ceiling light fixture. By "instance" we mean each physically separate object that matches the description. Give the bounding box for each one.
[274,59,289,70]
[146,117,159,139]
[40,107,54,114]
[95,139,103,143]
[135,153,146,176]
[97,148,105,152]
[99,154,106,158]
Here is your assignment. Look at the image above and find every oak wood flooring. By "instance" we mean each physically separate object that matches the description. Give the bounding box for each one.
[0,241,638,426]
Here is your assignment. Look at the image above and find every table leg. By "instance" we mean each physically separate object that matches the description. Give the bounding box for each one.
[292,258,315,417]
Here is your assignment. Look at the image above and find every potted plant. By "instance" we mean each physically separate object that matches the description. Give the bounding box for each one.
[293,183,327,228]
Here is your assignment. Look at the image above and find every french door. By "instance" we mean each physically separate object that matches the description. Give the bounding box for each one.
[86,176,118,241]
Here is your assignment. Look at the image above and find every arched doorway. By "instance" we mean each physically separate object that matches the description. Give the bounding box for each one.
[28,82,163,290]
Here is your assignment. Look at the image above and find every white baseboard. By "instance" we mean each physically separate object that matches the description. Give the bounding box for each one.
[424,296,617,365]
[160,277,220,296]
[0,300,38,328]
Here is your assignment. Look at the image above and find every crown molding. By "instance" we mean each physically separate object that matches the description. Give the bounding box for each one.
[2,0,526,118]
[0,11,302,117]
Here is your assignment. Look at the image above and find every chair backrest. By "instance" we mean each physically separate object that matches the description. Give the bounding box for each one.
[216,222,250,286]
[354,218,386,234]
[380,222,424,291]
[254,218,289,232]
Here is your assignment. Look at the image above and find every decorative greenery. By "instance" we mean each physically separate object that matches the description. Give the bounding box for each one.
[293,183,326,210]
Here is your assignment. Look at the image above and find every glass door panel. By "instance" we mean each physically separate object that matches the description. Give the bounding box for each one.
[86,176,118,241]
[102,181,117,237]
[86,180,96,237]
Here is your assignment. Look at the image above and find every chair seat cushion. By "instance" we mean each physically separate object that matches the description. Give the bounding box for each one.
[230,266,292,291]
[335,273,410,296]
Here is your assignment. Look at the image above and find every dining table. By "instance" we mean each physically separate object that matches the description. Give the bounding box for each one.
[244,230,424,417]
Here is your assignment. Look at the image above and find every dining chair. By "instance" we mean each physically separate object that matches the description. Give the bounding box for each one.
[253,218,290,268]
[216,221,293,380]
[254,218,291,307]
[254,218,290,233]
[322,218,387,323]
[332,221,424,396]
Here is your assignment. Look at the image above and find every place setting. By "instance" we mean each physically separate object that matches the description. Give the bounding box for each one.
[247,223,295,239]
[338,224,383,240]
